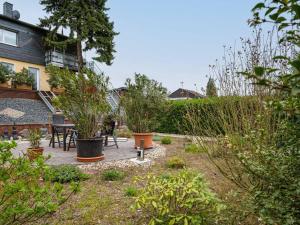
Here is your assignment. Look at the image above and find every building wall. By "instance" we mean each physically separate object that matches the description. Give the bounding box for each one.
[0,57,50,91]
[0,17,46,65]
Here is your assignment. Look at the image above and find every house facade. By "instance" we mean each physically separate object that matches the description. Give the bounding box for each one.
[0,2,78,92]
[0,2,78,135]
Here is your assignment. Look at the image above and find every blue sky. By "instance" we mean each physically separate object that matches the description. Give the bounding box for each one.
[0,0,259,93]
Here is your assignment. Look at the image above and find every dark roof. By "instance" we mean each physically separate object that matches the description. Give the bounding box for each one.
[0,14,48,34]
[168,88,204,99]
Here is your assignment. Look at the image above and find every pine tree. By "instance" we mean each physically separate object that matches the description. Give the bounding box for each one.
[206,78,218,97]
[40,0,118,69]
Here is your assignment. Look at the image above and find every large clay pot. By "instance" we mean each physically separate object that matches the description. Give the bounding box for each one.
[16,84,32,90]
[27,147,44,161]
[133,133,153,149]
[76,138,104,162]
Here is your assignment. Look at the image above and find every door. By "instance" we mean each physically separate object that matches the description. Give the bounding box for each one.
[28,67,40,90]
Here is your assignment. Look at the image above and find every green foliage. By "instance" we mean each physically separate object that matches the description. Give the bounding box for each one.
[166,156,186,169]
[152,135,161,141]
[124,186,138,197]
[133,170,224,225]
[48,66,110,139]
[45,165,89,184]
[11,68,34,86]
[102,169,125,181]
[28,129,42,149]
[0,141,78,225]
[0,64,12,83]
[116,128,133,138]
[121,74,168,133]
[47,68,62,89]
[160,136,172,145]
[40,0,118,67]
[156,96,260,135]
[184,143,204,153]
[206,77,218,97]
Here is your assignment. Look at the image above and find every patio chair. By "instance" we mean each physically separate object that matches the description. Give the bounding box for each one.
[67,129,78,151]
[49,114,65,148]
[101,118,118,149]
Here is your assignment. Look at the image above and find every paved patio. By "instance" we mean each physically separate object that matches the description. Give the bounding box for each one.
[12,138,156,165]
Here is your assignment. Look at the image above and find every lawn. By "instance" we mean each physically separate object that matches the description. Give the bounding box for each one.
[43,138,232,225]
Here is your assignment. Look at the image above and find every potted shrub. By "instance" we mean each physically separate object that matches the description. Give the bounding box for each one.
[12,68,34,90]
[49,66,110,162]
[46,65,65,94]
[121,74,167,149]
[0,64,12,88]
[27,129,44,161]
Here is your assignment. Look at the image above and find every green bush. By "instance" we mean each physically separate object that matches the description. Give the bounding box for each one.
[185,143,205,153]
[156,96,261,135]
[102,169,125,181]
[12,68,34,86]
[124,187,138,197]
[160,136,172,145]
[152,135,161,141]
[0,64,12,83]
[0,141,78,225]
[166,156,186,169]
[116,128,132,138]
[133,170,224,225]
[46,165,89,183]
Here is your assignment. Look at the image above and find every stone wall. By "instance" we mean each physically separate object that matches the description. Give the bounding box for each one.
[0,98,51,125]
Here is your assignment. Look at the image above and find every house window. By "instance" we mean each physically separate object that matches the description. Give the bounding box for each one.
[0,62,14,72]
[28,67,40,90]
[0,28,17,46]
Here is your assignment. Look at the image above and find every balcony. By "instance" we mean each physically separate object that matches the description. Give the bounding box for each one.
[45,51,79,71]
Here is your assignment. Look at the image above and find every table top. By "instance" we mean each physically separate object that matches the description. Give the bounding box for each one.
[52,123,75,128]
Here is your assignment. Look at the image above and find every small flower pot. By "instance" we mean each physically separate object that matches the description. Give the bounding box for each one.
[0,82,9,88]
[133,133,153,149]
[16,84,32,90]
[27,147,44,161]
[76,138,104,162]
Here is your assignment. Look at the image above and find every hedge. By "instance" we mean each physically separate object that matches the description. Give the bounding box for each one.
[156,96,262,135]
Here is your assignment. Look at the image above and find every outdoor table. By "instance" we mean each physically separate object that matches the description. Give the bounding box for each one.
[51,124,75,151]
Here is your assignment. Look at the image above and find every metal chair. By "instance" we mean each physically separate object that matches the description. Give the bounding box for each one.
[101,119,118,149]
[67,129,78,151]
[49,114,65,148]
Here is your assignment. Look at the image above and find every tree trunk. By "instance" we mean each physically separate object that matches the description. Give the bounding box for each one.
[76,40,84,71]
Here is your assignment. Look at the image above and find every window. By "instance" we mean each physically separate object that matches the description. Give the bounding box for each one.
[0,28,17,46]
[28,67,40,90]
[0,62,14,72]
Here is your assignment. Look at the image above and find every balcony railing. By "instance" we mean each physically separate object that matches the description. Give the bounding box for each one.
[45,51,79,71]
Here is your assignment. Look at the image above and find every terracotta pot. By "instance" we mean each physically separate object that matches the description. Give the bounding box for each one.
[0,82,9,88]
[27,147,44,161]
[51,87,65,94]
[16,84,32,90]
[133,133,153,149]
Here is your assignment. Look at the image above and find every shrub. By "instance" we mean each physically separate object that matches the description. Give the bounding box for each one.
[185,143,205,153]
[116,128,132,138]
[124,187,138,197]
[121,74,168,133]
[0,64,12,83]
[160,136,172,145]
[102,169,125,181]
[133,170,224,225]
[152,135,161,141]
[28,129,42,148]
[0,141,78,225]
[12,68,34,86]
[156,96,261,135]
[45,165,89,183]
[166,156,186,169]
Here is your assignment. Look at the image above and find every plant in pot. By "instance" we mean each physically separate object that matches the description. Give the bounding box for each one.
[121,73,167,149]
[46,65,65,94]
[27,129,44,161]
[12,68,34,90]
[49,66,110,162]
[0,64,12,88]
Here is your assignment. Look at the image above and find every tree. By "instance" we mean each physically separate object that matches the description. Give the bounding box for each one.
[40,0,118,69]
[206,77,217,97]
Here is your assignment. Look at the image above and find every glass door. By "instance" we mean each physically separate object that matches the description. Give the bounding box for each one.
[28,67,40,90]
